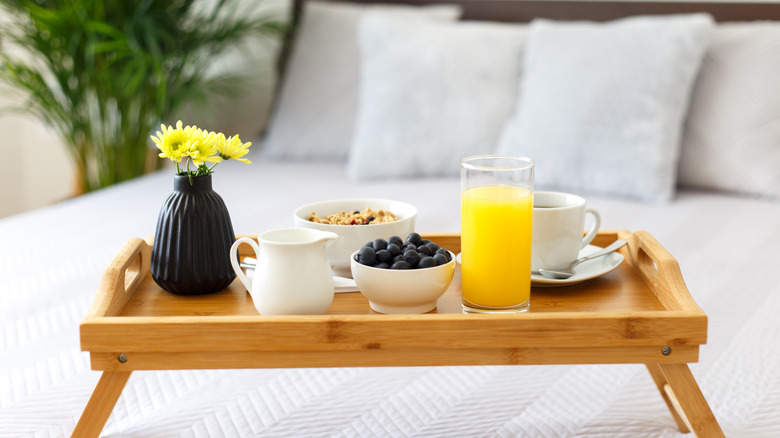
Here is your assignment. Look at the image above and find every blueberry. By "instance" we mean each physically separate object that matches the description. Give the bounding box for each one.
[358,246,376,266]
[403,250,420,267]
[405,232,422,246]
[388,235,403,247]
[433,253,448,266]
[418,256,436,268]
[373,238,388,251]
[360,236,449,269]
[387,243,402,257]
[436,248,451,261]
[418,245,433,256]
[376,249,392,264]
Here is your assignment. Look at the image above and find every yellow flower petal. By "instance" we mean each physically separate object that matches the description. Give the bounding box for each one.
[217,134,252,163]
[154,121,253,171]
[150,121,191,163]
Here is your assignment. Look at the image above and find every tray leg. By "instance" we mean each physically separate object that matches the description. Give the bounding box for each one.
[646,364,691,433]
[72,371,132,438]
[646,363,724,437]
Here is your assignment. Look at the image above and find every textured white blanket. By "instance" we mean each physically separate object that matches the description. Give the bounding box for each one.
[2,158,779,437]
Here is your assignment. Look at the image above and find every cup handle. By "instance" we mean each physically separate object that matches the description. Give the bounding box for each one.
[230,237,260,293]
[580,208,601,249]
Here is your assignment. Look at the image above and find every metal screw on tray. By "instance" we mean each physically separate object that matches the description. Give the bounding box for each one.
[118,353,128,363]
[662,346,672,356]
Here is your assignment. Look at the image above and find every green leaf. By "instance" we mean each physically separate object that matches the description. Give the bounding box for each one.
[0,0,286,192]
[84,20,124,39]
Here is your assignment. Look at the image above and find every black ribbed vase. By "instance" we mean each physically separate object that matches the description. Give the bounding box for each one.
[151,174,236,295]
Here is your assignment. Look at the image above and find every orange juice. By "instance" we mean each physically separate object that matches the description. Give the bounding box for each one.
[461,185,533,309]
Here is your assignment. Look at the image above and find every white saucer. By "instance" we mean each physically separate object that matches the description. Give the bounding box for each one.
[455,245,624,287]
[531,244,624,287]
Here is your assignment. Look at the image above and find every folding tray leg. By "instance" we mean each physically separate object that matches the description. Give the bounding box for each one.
[72,371,132,438]
[646,363,724,437]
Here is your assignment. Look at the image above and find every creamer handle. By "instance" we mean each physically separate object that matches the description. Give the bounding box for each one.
[230,237,260,294]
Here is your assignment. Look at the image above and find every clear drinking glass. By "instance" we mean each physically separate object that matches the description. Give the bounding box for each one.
[460,155,534,313]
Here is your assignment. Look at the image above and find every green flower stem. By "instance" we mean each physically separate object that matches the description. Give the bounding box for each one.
[186,159,193,185]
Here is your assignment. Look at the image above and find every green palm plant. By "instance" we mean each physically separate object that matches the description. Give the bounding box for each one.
[0,0,283,193]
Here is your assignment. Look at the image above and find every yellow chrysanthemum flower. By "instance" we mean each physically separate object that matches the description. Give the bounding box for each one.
[151,120,190,163]
[216,133,252,164]
[185,129,222,166]
[153,120,251,180]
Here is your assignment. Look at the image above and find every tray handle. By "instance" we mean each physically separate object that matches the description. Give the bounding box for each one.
[84,238,151,319]
[627,231,702,313]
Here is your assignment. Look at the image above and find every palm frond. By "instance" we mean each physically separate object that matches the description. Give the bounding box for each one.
[0,0,286,192]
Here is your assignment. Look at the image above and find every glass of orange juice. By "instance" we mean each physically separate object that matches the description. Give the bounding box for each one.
[460,155,534,313]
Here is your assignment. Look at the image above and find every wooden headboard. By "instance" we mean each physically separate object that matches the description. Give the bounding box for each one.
[292,0,780,22]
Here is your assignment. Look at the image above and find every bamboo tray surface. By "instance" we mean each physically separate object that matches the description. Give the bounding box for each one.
[119,253,660,317]
[120,232,661,317]
[80,230,708,368]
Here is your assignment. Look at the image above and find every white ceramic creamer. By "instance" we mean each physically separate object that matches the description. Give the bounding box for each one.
[230,228,338,315]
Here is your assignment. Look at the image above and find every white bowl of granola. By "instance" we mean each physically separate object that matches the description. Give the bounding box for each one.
[293,199,417,277]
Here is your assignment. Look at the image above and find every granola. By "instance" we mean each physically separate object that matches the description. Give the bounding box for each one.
[308,208,398,225]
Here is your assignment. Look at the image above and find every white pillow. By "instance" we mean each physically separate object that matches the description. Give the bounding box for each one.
[347,17,529,180]
[496,14,715,202]
[678,22,780,199]
[261,0,461,161]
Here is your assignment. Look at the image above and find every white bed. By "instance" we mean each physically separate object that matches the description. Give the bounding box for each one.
[4,0,780,436]
[3,158,780,436]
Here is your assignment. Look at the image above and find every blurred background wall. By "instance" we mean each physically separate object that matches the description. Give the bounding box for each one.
[0,102,72,218]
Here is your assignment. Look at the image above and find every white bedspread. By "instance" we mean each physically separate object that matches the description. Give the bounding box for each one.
[2,158,779,437]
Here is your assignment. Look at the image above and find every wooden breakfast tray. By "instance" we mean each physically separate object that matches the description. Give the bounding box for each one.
[74,230,723,437]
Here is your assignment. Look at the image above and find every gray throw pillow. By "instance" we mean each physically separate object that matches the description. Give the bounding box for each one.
[678,22,780,199]
[496,14,715,202]
[261,0,461,161]
[348,16,528,180]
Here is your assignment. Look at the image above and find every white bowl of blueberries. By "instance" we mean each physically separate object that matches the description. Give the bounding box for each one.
[350,232,455,314]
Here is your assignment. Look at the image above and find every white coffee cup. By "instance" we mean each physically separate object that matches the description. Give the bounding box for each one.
[532,191,601,271]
